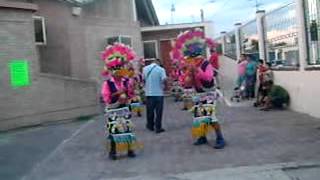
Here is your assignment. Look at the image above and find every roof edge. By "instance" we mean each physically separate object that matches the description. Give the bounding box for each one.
[141,21,212,32]
[145,0,159,25]
[0,1,38,11]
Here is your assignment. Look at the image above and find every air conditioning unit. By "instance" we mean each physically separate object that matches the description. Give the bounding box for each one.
[72,7,82,16]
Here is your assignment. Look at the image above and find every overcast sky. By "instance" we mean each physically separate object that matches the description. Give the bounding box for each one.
[152,0,293,37]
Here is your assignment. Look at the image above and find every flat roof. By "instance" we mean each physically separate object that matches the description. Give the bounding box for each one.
[141,21,212,32]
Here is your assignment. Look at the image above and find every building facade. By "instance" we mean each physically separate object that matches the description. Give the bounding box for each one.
[0,0,158,130]
[141,22,214,78]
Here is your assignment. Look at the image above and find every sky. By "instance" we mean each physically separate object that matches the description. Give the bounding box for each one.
[151,0,293,37]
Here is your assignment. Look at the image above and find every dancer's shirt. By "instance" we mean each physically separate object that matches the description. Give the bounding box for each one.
[195,61,214,90]
[101,77,132,104]
[209,52,219,70]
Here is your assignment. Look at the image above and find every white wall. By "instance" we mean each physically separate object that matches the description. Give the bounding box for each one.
[273,71,320,118]
[220,56,238,97]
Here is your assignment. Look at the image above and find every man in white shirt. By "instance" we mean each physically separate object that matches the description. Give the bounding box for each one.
[143,58,167,133]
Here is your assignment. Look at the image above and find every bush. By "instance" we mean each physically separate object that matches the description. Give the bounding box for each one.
[269,85,290,108]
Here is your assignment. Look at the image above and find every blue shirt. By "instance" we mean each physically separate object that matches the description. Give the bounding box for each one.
[143,63,167,96]
[246,61,257,76]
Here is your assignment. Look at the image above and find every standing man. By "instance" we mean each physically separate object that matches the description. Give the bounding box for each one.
[143,58,167,134]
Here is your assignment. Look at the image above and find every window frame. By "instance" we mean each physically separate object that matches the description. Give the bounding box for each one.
[106,35,133,47]
[143,40,159,59]
[33,16,47,46]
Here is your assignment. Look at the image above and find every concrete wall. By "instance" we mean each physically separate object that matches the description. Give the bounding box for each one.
[34,0,72,76]
[33,0,142,81]
[82,0,134,21]
[219,55,320,119]
[219,56,238,97]
[84,20,143,82]
[0,4,98,131]
[273,70,320,118]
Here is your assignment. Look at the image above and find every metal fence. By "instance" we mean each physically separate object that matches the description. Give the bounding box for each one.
[224,30,237,59]
[304,0,320,65]
[218,1,320,68]
[214,37,223,54]
[240,20,259,61]
[264,3,299,67]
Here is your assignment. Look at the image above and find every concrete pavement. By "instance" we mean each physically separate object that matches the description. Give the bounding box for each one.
[0,120,87,180]
[1,96,320,180]
[105,162,320,180]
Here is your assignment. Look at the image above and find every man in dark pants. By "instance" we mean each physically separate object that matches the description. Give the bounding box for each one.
[143,58,167,133]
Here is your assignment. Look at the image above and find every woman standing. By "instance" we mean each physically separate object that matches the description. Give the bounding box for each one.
[237,54,248,88]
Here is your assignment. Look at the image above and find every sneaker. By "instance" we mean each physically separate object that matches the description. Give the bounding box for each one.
[214,139,225,149]
[109,153,117,160]
[127,151,136,158]
[259,107,271,111]
[155,128,165,134]
[193,137,208,145]
[146,125,154,131]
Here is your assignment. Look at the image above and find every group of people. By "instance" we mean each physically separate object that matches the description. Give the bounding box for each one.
[99,33,291,161]
[236,53,289,111]
[99,29,227,160]
[236,53,260,99]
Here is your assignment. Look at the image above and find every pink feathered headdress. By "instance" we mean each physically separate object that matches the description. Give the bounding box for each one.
[172,28,216,63]
[101,43,136,69]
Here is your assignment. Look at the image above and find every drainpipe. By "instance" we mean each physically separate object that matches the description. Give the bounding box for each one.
[256,10,266,61]
[132,0,137,22]
[235,23,242,61]
[296,0,308,70]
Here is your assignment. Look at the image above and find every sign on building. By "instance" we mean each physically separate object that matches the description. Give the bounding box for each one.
[9,60,31,88]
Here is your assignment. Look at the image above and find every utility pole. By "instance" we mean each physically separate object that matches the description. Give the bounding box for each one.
[249,0,262,11]
[255,0,260,11]
[200,0,215,22]
[171,3,175,24]
[200,9,204,22]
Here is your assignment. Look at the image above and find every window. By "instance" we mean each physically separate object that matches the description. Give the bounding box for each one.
[143,41,158,59]
[240,20,259,60]
[106,36,132,47]
[304,0,320,65]
[264,3,299,68]
[33,16,47,45]
[121,37,132,47]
